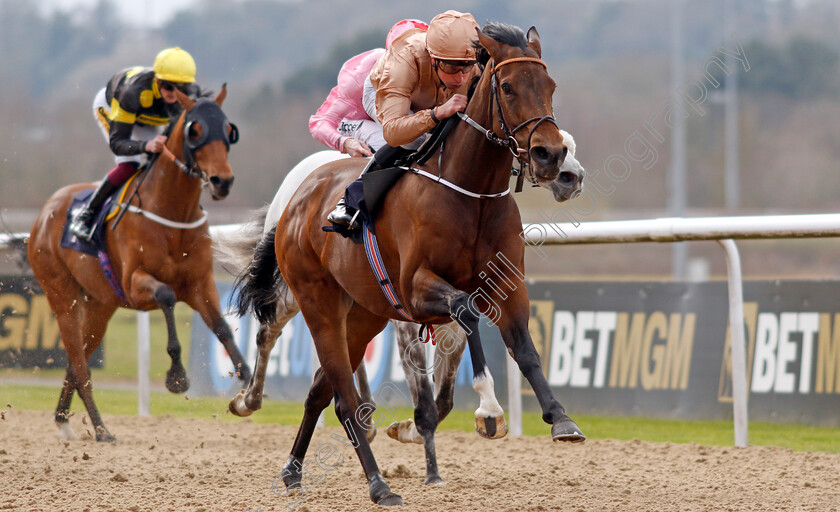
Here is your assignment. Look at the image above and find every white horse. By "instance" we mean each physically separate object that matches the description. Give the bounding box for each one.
[214,131,585,485]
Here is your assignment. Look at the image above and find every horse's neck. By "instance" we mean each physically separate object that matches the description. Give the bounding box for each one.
[438,84,513,196]
[142,143,202,219]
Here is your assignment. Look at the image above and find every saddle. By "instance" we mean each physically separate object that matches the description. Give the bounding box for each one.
[324,116,459,243]
[59,172,145,305]
[61,189,116,256]
[60,170,143,255]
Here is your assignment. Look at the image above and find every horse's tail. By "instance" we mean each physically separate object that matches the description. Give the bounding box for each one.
[0,233,30,272]
[212,205,269,275]
[231,224,280,325]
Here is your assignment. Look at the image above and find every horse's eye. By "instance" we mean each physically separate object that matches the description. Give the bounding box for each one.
[189,123,202,140]
[501,82,513,94]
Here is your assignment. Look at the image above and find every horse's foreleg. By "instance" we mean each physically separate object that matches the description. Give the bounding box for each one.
[497,303,585,443]
[409,271,506,440]
[158,285,189,393]
[185,276,252,385]
[128,271,189,393]
[208,317,251,383]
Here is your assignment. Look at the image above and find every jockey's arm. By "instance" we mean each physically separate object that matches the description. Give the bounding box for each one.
[373,54,437,147]
[376,89,437,147]
[108,121,147,156]
[309,86,347,151]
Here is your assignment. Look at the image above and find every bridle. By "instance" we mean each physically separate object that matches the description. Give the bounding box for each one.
[111,99,239,229]
[456,56,559,191]
[162,99,239,187]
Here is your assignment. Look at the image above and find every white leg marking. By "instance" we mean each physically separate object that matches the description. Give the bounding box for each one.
[473,368,504,418]
[58,422,77,441]
[233,391,254,417]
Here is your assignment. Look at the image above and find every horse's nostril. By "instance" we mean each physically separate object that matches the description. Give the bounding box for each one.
[558,171,577,186]
[531,146,551,165]
[210,176,222,186]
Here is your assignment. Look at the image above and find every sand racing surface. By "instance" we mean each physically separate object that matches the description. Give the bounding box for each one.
[2,409,839,511]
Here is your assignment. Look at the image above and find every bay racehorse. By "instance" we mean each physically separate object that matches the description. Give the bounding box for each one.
[27,86,250,442]
[214,129,585,485]
[234,23,584,506]
[383,126,586,477]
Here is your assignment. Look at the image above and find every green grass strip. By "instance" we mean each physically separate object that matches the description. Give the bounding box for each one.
[3,383,839,453]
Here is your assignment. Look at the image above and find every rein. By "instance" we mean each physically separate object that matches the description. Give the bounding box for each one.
[161,145,208,184]
[456,56,559,192]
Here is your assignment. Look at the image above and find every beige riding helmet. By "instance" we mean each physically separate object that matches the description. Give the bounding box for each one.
[425,10,479,61]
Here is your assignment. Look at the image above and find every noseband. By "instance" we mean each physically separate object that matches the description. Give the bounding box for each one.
[456,56,559,191]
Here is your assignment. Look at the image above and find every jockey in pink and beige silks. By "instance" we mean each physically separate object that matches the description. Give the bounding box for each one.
[309,19,429,158]
[70,47,208,241]
[327,10,482,227]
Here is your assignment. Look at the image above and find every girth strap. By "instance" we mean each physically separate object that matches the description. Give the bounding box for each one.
[363,226,414,322]
[362,225,436,344]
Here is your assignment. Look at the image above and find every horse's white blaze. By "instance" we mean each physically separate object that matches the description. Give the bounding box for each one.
[57,422,76,441]
[536,128,584,201]
[473,368,504,418]
[559,129,576,157]
[263,150,350,234]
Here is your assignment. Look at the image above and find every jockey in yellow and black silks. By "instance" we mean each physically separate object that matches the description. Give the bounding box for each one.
[70,47,206,241]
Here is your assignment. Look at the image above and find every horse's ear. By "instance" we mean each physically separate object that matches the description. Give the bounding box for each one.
[175,88,195,110]
[215,83,227,106]
[526,26,542,58]
[477,27,503,60]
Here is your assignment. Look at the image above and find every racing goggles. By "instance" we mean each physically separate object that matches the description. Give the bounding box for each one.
[436,59,477,74]
[158,80,190,93]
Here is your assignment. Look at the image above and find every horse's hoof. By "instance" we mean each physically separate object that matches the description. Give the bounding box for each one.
[424,475,446,486]
[165,369,190,394]
[95,431,116,443]
[369,474,403,506]
[376,493,404,506]
[386,421,400,440]
[284,479,302,490]
[282,456,303,489]
[475,415,508,440]
[386,419,423,444]
[551,417,586,443]
[366,426,377,443]
[228,391,254,417]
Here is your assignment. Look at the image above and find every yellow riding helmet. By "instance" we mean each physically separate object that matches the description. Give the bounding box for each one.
[425,10,479,61]
[153,47,196,83]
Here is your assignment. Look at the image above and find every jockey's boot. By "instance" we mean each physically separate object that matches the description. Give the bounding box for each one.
[69,179,119,241]
[326,196,355,227]
[327,145,410,228]
[327,158,379,227]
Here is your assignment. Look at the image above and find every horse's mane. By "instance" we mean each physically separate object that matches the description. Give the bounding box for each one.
[467,21,529,99]
[472,21,528,66]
